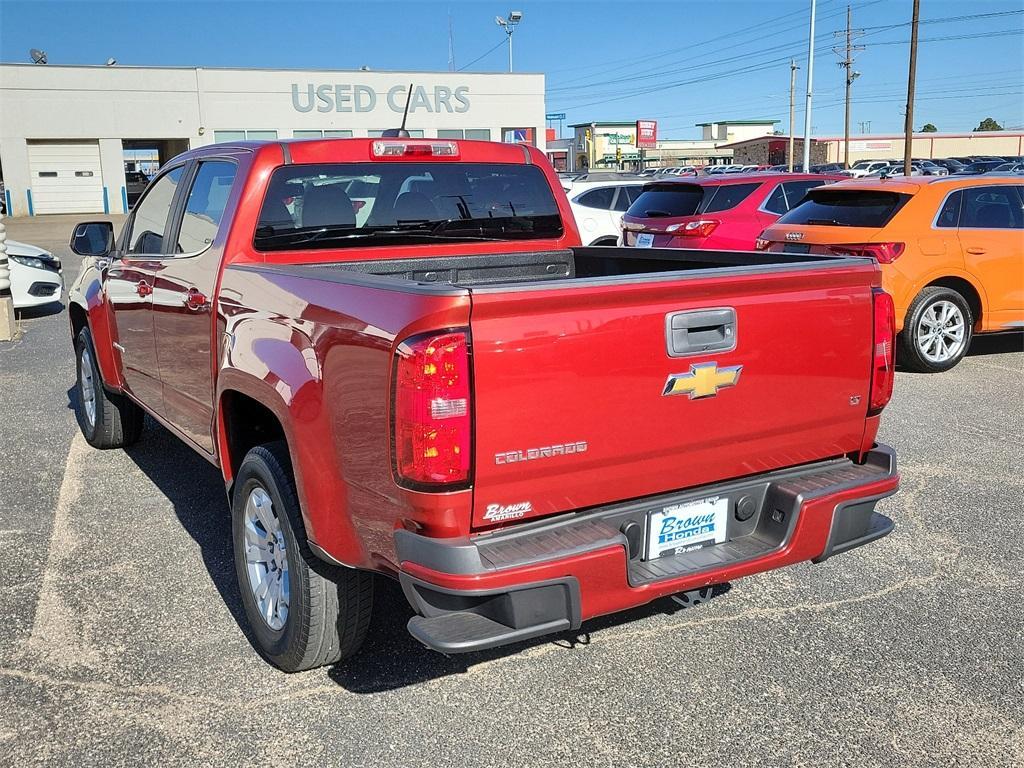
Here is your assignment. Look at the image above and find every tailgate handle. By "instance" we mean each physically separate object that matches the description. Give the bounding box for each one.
[666,308,737,357]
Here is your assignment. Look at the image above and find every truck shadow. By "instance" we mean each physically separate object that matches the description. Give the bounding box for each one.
[67,387,731,691]
[966,332,1024,358]
[329,580,731,693]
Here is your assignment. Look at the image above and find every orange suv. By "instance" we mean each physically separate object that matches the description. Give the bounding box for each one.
[758,176,1024,372]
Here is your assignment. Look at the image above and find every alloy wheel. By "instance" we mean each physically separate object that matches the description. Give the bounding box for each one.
[79,346,97,428]
[243,486,290,631]
[917,299,966,364]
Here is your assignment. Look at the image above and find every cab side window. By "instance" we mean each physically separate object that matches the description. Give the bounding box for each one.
[935,190,962,228]
[960,185,1024,229]
[176,161,238,253]
[127,166,185,254]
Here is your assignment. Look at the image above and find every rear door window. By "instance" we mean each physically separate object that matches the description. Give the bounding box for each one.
[960,185,1024,229]
[576,187,615,210]
[778,189,911,227]
[626,184,704,218]
[176,161,237,253]
[701,182,761,213]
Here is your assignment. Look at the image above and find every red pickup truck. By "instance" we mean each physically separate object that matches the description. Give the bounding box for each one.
[67,137,900,672]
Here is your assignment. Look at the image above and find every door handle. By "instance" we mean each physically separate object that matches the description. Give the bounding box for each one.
[665,308,737,356]
[184,288,209,311]
[136,280,153,297]
[965,247,986,255]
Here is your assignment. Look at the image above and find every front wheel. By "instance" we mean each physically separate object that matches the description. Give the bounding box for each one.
[232,442,373,672]
[897,286,974,373]
[75,327,144,448]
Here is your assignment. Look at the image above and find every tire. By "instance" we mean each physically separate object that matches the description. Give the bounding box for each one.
[232,441,373,672]
[75,327,144,448]
[897,286,974,373]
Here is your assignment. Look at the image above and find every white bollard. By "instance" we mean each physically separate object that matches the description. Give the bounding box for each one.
[0,213,17,340]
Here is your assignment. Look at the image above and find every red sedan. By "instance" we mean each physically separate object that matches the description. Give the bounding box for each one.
[621,172,846,251]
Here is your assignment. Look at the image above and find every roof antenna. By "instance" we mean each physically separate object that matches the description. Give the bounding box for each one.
[381,83,414,138]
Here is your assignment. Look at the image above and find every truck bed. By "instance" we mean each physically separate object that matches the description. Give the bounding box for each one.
[303,246,864,289]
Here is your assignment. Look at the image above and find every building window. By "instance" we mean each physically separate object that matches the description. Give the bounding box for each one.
[213,130,278,143]
[213,131,246,143]
[502,127,535,145]
[368,129,424,138]
[293,129,354,139]
[437,129,491,141]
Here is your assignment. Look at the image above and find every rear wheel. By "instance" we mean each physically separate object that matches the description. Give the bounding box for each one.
[232,441,373,672]
[74,327,144,448]
[898,286,974,373]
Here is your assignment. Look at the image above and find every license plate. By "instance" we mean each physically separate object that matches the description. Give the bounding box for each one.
[646,496,729,560]
[635,232,654,248]
[783,242,810,254]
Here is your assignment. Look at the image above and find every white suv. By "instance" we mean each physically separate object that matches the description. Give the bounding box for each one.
[566,180,646,246]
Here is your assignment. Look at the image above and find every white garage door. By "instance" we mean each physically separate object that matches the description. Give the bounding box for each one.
[28,141,105,214]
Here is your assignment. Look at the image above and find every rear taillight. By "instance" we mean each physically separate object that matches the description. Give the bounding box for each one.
[666,219,720,237]
[754,237,770,251]
[393,330,472,487]
[827,242,905,264]
[868,289,895,416]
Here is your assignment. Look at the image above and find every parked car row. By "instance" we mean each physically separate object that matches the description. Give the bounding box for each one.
[581,168,1022,373]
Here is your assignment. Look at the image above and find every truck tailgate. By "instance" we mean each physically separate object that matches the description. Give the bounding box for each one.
[468,264,877,529]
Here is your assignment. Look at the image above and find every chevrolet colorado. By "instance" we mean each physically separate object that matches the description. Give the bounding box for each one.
[67,137,899,671]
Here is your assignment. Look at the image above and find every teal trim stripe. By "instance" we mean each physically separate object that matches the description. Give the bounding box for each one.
[102,186,110,214]
[4,189,10,216]
[26,189,34,216]
[121,186,128,212]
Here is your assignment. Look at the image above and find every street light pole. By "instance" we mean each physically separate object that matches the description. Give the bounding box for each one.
[802,0,817,172]
[495,11,523,73]
[0,210,16,341]
[788,59,799,172]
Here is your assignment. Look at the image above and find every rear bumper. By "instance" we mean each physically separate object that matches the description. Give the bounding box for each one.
[397,444,899,654]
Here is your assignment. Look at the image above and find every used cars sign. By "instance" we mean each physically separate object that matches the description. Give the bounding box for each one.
[291,83,470,114]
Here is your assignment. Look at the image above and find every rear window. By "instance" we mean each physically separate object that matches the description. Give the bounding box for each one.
[626,184,703,218]
[254,162,562,250]
[778,189,911,227]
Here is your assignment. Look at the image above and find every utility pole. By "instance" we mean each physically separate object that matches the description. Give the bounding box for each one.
[802,0,817,172]
[904,0,920,176]
[0,210,15,341]
[834,4,864,169]
[788,59,799,172]
[447,9,455,71]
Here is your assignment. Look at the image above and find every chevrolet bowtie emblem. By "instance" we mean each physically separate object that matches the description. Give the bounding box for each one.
[663,362,743,399]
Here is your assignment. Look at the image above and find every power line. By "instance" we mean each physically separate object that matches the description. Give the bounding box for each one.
[549,28,1024,113]
[456,39,505,72]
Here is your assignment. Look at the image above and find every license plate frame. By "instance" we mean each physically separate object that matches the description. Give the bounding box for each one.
[645,495,729,560]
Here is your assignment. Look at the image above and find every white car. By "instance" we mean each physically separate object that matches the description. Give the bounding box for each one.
[565,180,646,246]
[5,239,64,308]
[845,160,894,178]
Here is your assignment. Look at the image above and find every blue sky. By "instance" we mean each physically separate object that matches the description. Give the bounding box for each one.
[1,0,1021,138]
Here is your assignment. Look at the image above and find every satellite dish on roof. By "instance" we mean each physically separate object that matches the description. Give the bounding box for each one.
[30,48,48,64]
[106,58,117,66]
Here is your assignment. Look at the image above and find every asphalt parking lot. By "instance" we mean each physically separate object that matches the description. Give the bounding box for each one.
[1,214,1022,767]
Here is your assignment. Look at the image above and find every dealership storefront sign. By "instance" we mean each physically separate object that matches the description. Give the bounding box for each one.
[291,83,471,114]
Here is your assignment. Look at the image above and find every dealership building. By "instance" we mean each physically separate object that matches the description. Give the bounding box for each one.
[0,63,546,217]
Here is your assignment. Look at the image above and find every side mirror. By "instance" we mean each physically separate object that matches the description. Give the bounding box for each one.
[70,221,115,257]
